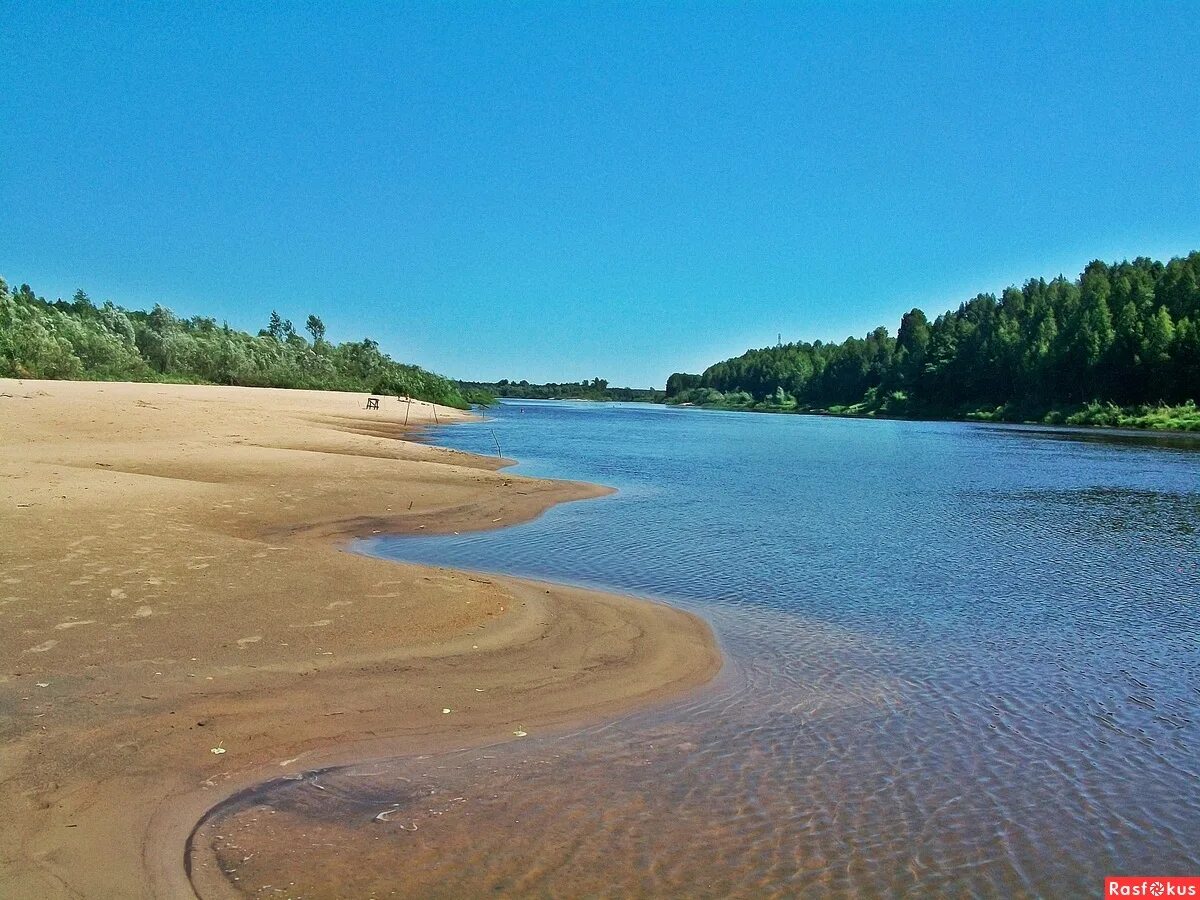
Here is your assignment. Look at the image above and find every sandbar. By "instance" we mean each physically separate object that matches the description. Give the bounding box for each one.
[0,379,720,898]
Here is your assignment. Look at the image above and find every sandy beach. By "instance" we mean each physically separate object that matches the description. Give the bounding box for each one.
[0,379,720,898]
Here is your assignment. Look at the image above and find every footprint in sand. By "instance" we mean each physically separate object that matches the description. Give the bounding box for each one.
[326,600,353,610]
[289,620,332,629]
[55,620,97,630]
[132,606,153,618]
[110,588,128,599]
[25,640,58,653]
[236,635,262,648]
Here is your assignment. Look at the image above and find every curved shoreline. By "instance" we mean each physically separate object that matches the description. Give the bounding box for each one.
[178,570,721,899]
[0,380,721,899]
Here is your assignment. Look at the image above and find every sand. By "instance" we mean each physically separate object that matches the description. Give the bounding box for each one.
[0,379,720,898]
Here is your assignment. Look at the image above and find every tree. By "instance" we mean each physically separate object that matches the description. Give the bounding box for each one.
[1173,317,1200,401]
[305,314,326,344]
[896,308,930,358]
[1143,306,1175,400]
[267,310,285,341]
[0,277,483,407]
[1108,301,1144,402]
[674,251,1199,418]
[1070,270,1115,399]
[893,308,930,389]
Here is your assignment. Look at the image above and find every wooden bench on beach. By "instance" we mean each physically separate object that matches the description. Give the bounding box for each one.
[365,396,380,410]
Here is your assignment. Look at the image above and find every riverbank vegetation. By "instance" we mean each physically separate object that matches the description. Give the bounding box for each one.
[0,278,488,408]
[667,253,1200,430]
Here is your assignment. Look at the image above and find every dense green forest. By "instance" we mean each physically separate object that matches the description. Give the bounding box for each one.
[0,277,490,409]
[459,378,665,403]
[667,253,1200,430]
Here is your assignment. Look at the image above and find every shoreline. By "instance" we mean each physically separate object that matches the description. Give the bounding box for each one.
[0,379,721,899]
[663,400,1200,434]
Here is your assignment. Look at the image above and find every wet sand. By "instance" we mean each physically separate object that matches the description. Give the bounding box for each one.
[0,379,720,898]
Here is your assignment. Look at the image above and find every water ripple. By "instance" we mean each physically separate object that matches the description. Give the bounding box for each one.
[194,403,1200,897]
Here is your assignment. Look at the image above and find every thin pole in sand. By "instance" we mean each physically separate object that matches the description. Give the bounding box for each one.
[432,404,439,426]
[404,397,411,426]
[491,429,502,458]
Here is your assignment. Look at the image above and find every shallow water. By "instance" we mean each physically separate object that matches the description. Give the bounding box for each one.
[196,402,1200,897]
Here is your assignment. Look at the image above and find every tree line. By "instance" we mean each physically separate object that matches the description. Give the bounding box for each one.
[666,252,1200,428]
[458,377,665,403]
[0,278,491,409]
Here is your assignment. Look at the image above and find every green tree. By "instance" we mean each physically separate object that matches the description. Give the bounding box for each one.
[1143,306,1175,400]
[1066,267,1115,400]
[306,314,326,345]
[894,308,930,388]
[671,252,1199,422]
[0,279,480,408]
[267,310,285,341]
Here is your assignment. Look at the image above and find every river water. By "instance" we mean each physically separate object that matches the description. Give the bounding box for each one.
[195,401,1200,898]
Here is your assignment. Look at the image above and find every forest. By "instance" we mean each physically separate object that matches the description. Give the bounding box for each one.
[458,378,665,403]
[0,278,490,409]
[666,253,1200,430]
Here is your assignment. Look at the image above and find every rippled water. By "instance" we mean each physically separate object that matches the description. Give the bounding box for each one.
[196,402,1200,897]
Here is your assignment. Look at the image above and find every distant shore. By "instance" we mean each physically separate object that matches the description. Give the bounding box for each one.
[0,379,720,898]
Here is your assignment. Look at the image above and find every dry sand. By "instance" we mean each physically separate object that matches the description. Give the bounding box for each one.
[0,379,720,898]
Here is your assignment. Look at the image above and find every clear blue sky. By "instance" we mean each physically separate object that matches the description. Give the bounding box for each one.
[3,2,1198,387]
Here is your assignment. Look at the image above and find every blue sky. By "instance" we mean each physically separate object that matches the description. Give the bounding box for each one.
[2,2,1198,387]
